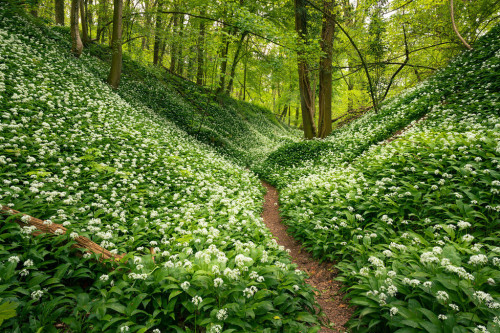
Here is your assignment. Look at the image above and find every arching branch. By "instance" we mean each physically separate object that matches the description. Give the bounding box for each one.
[304,0,379,112]
[450,0,472,50]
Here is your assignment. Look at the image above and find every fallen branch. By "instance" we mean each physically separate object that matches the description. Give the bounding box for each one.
[1,205,124,262]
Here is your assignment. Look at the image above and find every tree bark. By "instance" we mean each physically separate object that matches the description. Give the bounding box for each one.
[226,32,248,94]
[317,0,336,138]
[107,0,123,89]
[70,0,83,57]
[170,13,179,73]
[242,39,248,100]
[196,19,205,85]
[79,0,89,44]
[294,0,316,139]
[176,15,185,76]
[1,206,123,262]
[97,0,109,43]
[216,27,231,94]
[55,0,65,25]
[153,0,163,65]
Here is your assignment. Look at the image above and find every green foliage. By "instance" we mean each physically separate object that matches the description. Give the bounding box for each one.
[278,25,500,332]
[0,5,319,332]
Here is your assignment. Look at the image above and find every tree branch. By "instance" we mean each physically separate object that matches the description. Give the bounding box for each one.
[379,25,410,102]
[450,0,473,50]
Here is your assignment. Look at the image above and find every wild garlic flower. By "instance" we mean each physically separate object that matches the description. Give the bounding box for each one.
[436,290,449,302]
[216,308,228,321]
[389,307,398,316]
[31,290,43,301]
[8,256,20,264]
[214,278,224,288]
[468,254,488,265]
[191,295,202,306]
[181,281,190,291]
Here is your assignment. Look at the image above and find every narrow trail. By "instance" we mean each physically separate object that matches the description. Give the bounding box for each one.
[261,181,352,333]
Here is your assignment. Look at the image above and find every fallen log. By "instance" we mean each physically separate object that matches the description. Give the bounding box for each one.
[1,205,124,262]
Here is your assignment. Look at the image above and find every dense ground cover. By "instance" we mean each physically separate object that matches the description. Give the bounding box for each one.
[258,73,455,188]
[0,6,318,332]
[82,41,299,168]
[279,26,500,332]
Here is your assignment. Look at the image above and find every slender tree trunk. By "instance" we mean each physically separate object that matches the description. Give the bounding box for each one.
[107,0,123,89]
[216,28,231,94]
[55,0,65,25]
[97,0,107,43]
[153,1,163,65]
[226,32,248,94]
[159,41,167,65]
[187,45,196,81]
[176,16,185,76]
[79,0,89,44]
[318,0,336,138]
[243,40,248,101]
[294,0,316,139]
[295,105,299,126]
[196,19,205,85]
[71,0,83,57]
[170,14,178,73]
[87,0,93,38]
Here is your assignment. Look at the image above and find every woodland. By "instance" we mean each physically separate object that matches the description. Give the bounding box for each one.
[0,0,499,332]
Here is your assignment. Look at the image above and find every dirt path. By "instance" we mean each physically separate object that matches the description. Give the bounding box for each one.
[261,181,352,333]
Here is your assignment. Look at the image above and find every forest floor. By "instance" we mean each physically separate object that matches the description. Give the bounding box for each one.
[261,182,352,333]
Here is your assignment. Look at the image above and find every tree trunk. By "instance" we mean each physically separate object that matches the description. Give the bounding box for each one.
[153,0,163,65]
[216,28,231,94]
[97,0,109,43]
[176,16,185,76]
[294,0,316,139]
[55,0,65,25]
[79,0,89,44]
[170,14,178,73]
[226,32,248,94]
[243,40,248,100]
[159,40,167,65]
[70,0,83,57]
[107,0,123,89]
[196,19,205,85]
[317,0,335,138]
[87,0,93,38]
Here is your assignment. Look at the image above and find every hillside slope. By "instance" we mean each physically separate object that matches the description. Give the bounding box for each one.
[81,39,300,168]
[0,5,318,332]
[279,25,500,332]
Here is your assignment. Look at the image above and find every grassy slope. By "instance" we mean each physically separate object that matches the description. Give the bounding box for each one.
[0,5,317,333]
[279,25,500,332]
[82,40,300,168]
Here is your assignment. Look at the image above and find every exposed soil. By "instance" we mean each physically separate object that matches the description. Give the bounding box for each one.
[261,181,352,333]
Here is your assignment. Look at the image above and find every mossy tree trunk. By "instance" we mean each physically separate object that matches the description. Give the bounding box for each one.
[107,0,123,89]
[70,0,83,57]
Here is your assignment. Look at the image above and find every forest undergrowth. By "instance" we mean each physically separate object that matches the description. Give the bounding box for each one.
[0,3,499,333]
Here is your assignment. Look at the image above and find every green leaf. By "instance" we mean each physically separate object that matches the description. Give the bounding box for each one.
[0,301,18,326]
[169,290,183,301]
[295,312,317,323]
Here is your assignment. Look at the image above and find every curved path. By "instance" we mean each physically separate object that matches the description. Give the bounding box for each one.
[261,181,352,333]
